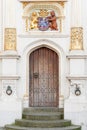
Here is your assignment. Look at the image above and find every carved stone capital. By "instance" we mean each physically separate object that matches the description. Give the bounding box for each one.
[70,27,83,50]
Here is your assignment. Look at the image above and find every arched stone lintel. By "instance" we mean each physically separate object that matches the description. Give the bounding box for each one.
[23,39,65,57]
[22,2,64,17]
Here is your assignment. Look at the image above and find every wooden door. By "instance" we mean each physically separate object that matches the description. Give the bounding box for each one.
[29,47,59,107]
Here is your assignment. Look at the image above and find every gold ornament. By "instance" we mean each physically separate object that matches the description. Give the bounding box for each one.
[38,9,49,17]
[25,17,29,32]
[58,2,65,8]
[30,12,38,29]
[4,28,16,51]
[22,2,29,8]
[70,27,83,50]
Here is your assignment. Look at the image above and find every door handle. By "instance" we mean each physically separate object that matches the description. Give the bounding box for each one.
[33,72,39,78]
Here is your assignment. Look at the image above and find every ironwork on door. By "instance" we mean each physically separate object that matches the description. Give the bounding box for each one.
[29,47,59,107]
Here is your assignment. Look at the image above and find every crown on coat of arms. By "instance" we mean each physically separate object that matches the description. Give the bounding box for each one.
[38,9,49,17]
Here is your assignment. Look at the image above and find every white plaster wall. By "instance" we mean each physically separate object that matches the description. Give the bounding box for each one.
[71,0,83,27]
[70,59,85,75]
[2,59,17,76]
[0,100,22,126]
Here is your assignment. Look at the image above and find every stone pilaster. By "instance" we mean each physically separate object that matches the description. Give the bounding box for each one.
[5,0,16,27]
[0,0,3,51]
[70,0,83,50]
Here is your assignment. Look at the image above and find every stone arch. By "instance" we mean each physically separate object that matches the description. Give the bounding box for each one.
[21,39,66,108]
[23,2,64,17]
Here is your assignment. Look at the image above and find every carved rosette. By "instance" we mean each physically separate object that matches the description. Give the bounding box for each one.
[4,28,16,51]
[70,27,83,50]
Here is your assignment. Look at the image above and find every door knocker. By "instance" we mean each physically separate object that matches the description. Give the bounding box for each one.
[75,86,81,96]
[6,86,12,96]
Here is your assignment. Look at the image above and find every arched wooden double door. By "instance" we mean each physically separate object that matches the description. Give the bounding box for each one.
[29,47,59,107]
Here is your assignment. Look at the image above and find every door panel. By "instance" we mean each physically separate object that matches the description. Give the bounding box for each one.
[29,47,59,107]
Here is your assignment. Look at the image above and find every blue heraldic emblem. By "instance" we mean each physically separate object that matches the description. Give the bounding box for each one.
[38,17,49,31]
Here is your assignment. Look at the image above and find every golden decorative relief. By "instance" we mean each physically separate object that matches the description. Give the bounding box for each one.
[4,28,16,51]
[21,2,64,32]
[39,9,49,17]
[22,2,29,8]
[30,12,38,29]
[70,27,83,50]
[58,2,65,8]
[26,17,29,31]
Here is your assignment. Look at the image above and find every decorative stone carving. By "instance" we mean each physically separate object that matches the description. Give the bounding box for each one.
[4,28,16,51]
[39,9,49,17]
[22,2,29,8]
[70,27,83,50]
[21,1,66,9]
[30,12,38,29]
[58,1,65,8]
[21,2,65,32]
[47,10,58,30]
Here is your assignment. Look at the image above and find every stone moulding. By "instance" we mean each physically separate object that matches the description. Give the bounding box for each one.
[19,0,67,2]
[66,54,87,59]
[0,54,21,59]
[66,75,87,80]
[18,33,69,38]
[0,76,20,80]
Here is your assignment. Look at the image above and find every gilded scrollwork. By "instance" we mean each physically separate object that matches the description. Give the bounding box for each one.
[70,27,83,50]
[4,28,16,51]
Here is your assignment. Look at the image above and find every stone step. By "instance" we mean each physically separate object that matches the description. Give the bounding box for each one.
[23,108,63,113]
[22,112,63,120]
[15,119,71,128]
[5,125,81,130]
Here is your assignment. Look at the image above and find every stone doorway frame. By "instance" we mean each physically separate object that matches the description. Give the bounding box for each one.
[21,39,66,108]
